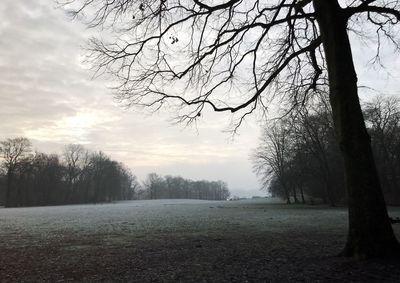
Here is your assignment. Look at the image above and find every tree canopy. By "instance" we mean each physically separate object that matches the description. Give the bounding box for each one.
[62,0,399,124]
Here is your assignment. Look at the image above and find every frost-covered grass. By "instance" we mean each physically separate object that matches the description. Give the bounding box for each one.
[1,199,400,282]
[0,199,348,243]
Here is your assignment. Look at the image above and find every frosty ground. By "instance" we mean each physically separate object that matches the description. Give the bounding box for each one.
[1,199,400,282]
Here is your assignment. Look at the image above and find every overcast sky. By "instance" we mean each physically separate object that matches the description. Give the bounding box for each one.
[0,1,399,197]
[0,0,265,197]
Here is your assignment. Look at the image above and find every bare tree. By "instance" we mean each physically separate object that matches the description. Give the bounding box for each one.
[253,120,294,204]
[62,144,88,202]
[254,99,347,205]
[365,96,400,195]
[143,173,165,199]
[0,137,32,207]
[129,174,142,199]
[297,102,337,206]
[65,0,400,258]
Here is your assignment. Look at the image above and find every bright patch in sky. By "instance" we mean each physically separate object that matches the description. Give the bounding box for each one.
[26,110,116,144]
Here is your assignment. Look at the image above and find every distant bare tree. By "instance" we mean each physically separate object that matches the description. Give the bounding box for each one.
[30,152,66,206]
[253,120,293,204]
[129,174,141,199]
[365,96,400,195]
[297,102,337,206]
[62,144,88,201]
[143,173,165,199]
[65,0,400,258]
[0,137,32,207]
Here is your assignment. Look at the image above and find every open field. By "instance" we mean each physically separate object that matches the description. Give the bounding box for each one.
[1,198,400,282]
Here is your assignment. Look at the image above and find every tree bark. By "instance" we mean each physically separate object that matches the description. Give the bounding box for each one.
[313,0,399,258]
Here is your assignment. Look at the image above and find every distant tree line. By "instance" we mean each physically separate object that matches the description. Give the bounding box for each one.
[253,95,400,206]
[0,139,231,207]
[0,140,138,207]
[136,173,231,201]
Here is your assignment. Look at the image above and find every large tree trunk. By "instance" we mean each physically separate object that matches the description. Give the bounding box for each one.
[313,0,399,258]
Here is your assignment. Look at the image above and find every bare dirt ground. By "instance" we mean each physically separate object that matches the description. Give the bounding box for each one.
[1,198,400,282]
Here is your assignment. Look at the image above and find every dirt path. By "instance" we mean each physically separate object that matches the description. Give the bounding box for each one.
[1,199,399,282]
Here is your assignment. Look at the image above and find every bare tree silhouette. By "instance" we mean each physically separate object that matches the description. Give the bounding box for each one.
[0,137,32,207]
[63,0,400,258]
